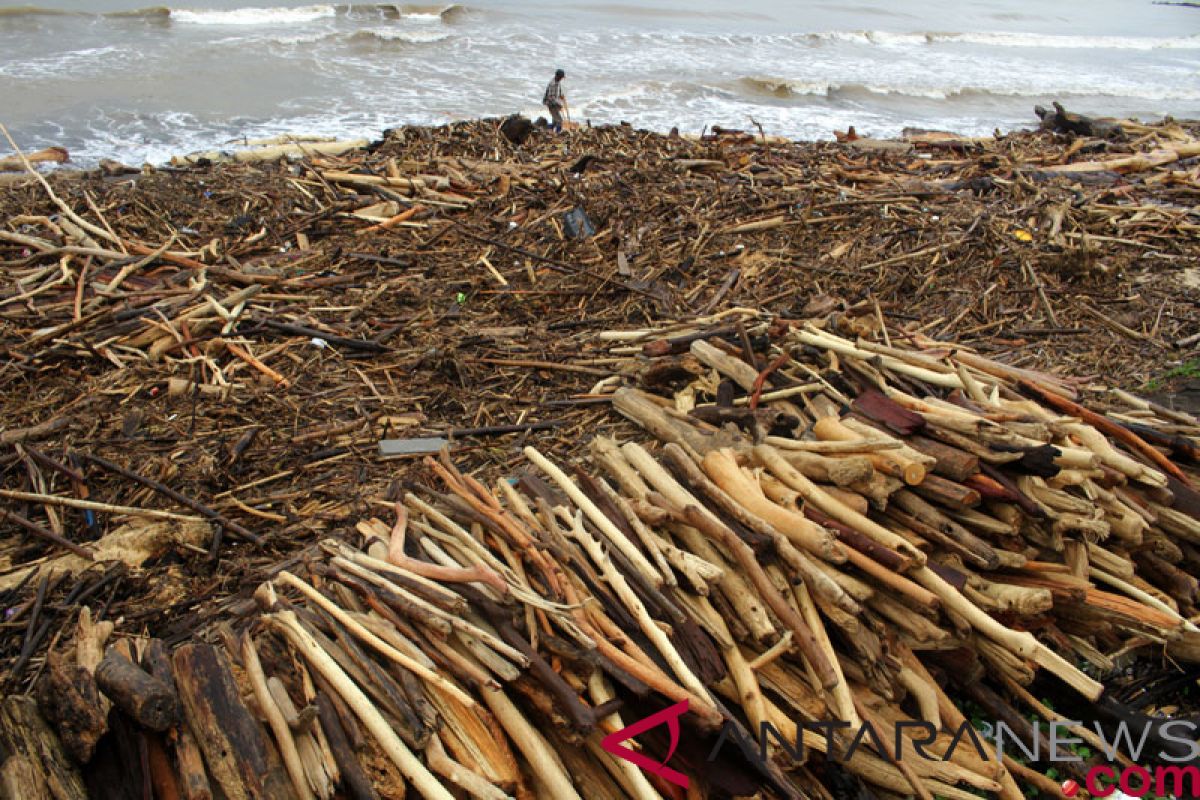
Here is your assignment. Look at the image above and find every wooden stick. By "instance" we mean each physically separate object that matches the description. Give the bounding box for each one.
[331,557,525,666]
[618,441,778,642]
[0,416,71,446]
[700,448,842,560]
[0,489,203,522]
[1069,428,1167,494]
[589,474,675,587]
[550,553,724,729]
[334,537,471,611]
[274,572,477,707]
[853,696,935,800]
[172,644,292,800]
[142,641,212,800]
[557,505,713,703]
[690,338,760,390]
[424,733,509,800]
[269,610,457,800]
[480,688,583,800]
[794,581,858,724]
[524,446,663,586]
[1022,380,1190,487]
[102,236,174,293]
[891,490,999,570]
[584,678,663,800]
[611,388,719,460]
[661,444,857,612]
[764,436,901,453]
[794,325,964,388]
[242,633,316,800]
[912,566,1103,700]
[356,205,423,235]
[912,474,980,509]
[842,546,940,608]
[0,145,69,171]
[0,696,87,799]
[671,501,839,690]
[81,452,262,544]
[1089,568,1195,631]
[751,445,926,565]
[813,417,926,485]
[94,650,177,732]
[0,507,94,558]
[267,678,336,800]
[385,504,508,594]
[226,341,290,388]
[775,448,875,486]
[314,692,379,800]
[0,124,124,248]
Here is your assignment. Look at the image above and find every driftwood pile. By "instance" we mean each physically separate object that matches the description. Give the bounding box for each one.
[9,308,1200,799]
[0,111,1199,797]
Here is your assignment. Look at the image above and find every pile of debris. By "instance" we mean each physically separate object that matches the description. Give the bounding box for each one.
[9,308,1200,799]
[0,109,1198,798]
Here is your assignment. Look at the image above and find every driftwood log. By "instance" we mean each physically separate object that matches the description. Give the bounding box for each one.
[0,696,85,800]
[94,649,178,732]
[172,643,292,800]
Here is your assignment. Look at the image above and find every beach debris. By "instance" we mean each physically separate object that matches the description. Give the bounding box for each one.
[0,112,1198,798]
[1036,101,1126,139]
[20,308,1200,797]
[833,125,859,142]
[499,114,534,145]
[378,437,450,458]
[170,138,370,166]
[97,158,137,176]
[0,146,69,172]
[561,206,595,239]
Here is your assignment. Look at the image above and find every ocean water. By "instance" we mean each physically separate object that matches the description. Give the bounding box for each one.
[0,0,1198,166]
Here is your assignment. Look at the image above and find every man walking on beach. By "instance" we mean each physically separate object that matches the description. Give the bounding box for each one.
[543,69,568,133]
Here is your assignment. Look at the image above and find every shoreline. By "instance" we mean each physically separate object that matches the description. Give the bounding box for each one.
[6,0,1199,173]
[4,103,1197,175]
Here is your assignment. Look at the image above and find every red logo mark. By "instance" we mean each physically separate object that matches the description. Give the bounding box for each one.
[600,700,690,788]
[1062,778,1080,797]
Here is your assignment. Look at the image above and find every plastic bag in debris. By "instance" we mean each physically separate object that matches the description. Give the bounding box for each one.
[562,206,595,239]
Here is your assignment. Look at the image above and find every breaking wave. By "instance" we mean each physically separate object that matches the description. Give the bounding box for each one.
[572,4,773,21]
[735,77,1200,103]
[171,5,337,24]
[804,29,1200,50]
[0,45,131,79]
[394,3,467,21]
[0,5,80,16]
[104,7,173,18]
[0,3,468,23]
[935,30,1200,49]
[738,77,828,98]
[346,27,454,43]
